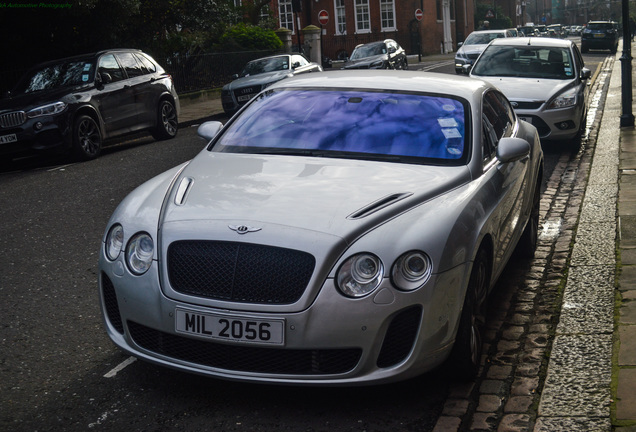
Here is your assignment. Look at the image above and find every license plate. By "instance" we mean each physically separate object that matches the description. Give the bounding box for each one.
[0,133,17,144]
[594,33,605,38]
[237,94,256,102]
[519,116,532,124]
[175,309,285,345]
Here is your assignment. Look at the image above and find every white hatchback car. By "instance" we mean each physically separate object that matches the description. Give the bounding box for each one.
[469,37,591,145]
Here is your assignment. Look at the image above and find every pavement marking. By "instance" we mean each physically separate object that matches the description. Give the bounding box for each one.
[103,356,137,378]
[418,60,455,72]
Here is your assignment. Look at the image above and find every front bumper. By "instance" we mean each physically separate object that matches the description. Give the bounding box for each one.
[514,103,583,141]
[99,253,469,385]
[0,112,71,157]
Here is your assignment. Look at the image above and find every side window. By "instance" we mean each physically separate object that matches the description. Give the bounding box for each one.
[97,54,125,83]
[482,90,515,163]
[134,53,157,74]
[116,52,143,78]
[291,55,308,67]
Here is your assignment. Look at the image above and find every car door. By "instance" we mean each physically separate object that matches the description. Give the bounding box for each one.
[480,90,529,272]
[115,51,156,130]
[94,53,136,136]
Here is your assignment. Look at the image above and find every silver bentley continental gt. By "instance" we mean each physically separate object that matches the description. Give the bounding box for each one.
[99,71,543,385]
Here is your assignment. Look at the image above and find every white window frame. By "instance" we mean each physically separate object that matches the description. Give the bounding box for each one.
[380,0,397,31]
[334,0,347,35]
[279,0,295,33]
[355,0,371,34]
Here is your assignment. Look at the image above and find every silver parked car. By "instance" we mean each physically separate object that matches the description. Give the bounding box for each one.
[454,29,517,74]
[221,54,322,115]
[99,71,543,385]
[469,38,590,145]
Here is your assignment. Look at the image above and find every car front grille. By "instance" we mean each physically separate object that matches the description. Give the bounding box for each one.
[376,306,422,368]
[128,321,362,375]
[511,101,543,110]
[167,240,315,304]
[0,111,26,128]
[233,85,261,106]
[467,53,481,60]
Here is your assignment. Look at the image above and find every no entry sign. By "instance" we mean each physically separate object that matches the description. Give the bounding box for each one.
[415,8,423,21]
[318,10,329,25]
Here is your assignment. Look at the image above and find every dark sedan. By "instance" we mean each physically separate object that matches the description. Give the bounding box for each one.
[341,39,408,70]
[0,49,179,162]
[221,54,322,115]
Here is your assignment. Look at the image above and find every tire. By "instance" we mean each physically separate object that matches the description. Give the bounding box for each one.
[448,248,490,380]
[72,115,102,161]
[570,109,587,150]
[516,183,540,259]
[403,58,408,70]
[151,99,178,141]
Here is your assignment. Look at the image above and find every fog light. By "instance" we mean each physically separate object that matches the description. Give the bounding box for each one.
[34,122,43,130]
[555,120,575,130]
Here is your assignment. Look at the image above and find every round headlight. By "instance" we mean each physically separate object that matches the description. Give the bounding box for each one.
[337,253,384,298]
[105,224,124,261]
[392,251,432,291]
[126,232,154,275]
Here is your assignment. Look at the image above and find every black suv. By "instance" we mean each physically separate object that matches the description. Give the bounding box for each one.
[581,21,619,53]
[0,49,179,162]
[341,39,408,70]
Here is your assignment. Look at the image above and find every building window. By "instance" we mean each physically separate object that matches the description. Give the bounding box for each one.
[436,0,456,21]
[355,0,370,33]
[380,0,396,31]
[279,0,294,33]
[335,0,346,35]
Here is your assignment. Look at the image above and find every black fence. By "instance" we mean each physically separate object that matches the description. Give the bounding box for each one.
[0,49,281,97]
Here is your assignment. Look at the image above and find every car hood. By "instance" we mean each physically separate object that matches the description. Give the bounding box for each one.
[0,85,89,112]
[473,76,573,101]
[342,55,387,69]
[223,71,292,90]
[456,44,488,57]
[160,151,470,242]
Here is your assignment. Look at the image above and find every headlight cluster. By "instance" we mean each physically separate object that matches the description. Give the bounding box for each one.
[336,251,432,298]
[27,101,67,118]
[548,87,577,109]
[104,224,154,275]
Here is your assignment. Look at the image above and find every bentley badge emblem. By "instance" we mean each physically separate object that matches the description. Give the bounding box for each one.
[229,225,262,235]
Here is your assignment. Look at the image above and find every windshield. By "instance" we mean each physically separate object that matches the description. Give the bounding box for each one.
[212,89,469,165]
[241,57,290,77]
[472,45,574,79]
[350,43,386,59]
[464,32,506,45]
[14,59,95,94]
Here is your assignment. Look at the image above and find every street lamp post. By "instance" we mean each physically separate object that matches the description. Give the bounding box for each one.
[620,0,634,126]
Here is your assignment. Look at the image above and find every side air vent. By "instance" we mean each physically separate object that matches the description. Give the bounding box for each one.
[347,193,413,220]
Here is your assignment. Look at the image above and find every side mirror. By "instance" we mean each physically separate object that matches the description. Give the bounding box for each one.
[388,46,397,54]
[462,64,472,74]
[497,137,531,163]
[457,42,464,48]
[197,121,224,142]
[231,74,239,80]
[581,67,591,80]
[292,62,301,68]
[99,72,112,85]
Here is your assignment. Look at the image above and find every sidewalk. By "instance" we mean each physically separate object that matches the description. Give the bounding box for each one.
[174,49,636,430]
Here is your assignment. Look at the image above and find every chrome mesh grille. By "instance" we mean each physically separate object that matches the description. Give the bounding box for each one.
[167,240,315,304]
[0,111,26,128]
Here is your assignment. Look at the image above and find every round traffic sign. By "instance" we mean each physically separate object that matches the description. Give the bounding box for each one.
[415,8,423,21]
[318,10,329,25]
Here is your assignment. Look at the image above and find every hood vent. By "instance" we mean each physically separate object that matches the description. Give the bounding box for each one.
[347,192,413,220]
[174,177,194,206]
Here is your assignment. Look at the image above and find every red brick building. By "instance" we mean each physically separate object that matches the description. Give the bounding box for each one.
[266,0,475,60]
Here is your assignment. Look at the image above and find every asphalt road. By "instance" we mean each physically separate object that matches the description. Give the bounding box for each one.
[0,45,608,431]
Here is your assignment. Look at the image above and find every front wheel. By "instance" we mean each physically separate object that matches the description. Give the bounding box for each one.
[72,115,102,161]
[151,99,178,141]
[516,183,540,258]
[448,248,490,380]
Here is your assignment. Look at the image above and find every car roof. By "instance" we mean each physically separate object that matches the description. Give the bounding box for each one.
[487,37,574,48]
[470,29,508,35]
[268,70,493,100]
[249,54,292,62]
